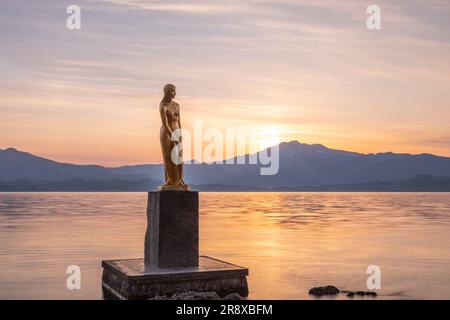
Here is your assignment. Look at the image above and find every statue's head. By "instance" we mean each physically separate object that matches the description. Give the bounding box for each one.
[163,83,176,100]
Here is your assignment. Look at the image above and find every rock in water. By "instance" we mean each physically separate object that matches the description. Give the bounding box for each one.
[149,291,220,300]
[309,285,377,298]
[223,293,244,300]
[171,291,220,300]
[346,291,377,297]
[309,285,340,296]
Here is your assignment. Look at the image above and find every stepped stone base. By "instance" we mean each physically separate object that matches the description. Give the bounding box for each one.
[102,256,249,300]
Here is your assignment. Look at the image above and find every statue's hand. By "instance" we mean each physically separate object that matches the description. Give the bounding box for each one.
[172,135,180,143]
[168,131,179,142]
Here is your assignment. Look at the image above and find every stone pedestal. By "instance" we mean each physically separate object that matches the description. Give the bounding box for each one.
[102,190,249,299]
[145,191,199,268]
[102,256,248,300]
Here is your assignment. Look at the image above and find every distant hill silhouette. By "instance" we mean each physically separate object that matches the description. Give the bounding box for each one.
[0,178,159,192]
[287,175,450,192]
[0,147,137,181]
[1,141,450,191]
[0,175,449,192]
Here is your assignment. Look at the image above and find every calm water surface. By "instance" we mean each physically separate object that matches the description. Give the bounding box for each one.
[1,192,450,299]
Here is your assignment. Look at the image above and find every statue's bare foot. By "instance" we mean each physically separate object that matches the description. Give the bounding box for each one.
[158,182,190,191]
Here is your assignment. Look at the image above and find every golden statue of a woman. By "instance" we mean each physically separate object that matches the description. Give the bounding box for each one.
[158,84,189,191]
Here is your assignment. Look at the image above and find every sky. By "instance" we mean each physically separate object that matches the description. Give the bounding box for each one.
[0,0,449,166]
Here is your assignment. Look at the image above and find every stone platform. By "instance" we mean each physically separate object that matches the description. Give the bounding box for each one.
[102,190,249,299]
[102,255,249,300]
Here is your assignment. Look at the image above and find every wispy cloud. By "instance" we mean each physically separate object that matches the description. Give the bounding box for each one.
[1,0,450,164]
[90,0,261,14]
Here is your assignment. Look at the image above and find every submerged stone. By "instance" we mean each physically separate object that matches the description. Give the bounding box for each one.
[149,291,244,300]
[309,285,340,296]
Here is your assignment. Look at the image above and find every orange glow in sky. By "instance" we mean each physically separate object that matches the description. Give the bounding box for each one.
[1,1,449,166]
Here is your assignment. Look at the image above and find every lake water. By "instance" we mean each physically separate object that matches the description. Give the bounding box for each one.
[1,192,450,300]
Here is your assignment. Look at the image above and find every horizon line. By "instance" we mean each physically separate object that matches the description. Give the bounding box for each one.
[1,140,447,168]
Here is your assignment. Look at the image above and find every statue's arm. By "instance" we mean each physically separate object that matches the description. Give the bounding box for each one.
[178,109,183,139]
[159,105,172,138]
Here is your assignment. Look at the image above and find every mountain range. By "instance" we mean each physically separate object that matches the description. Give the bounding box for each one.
[1,141,450,191]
